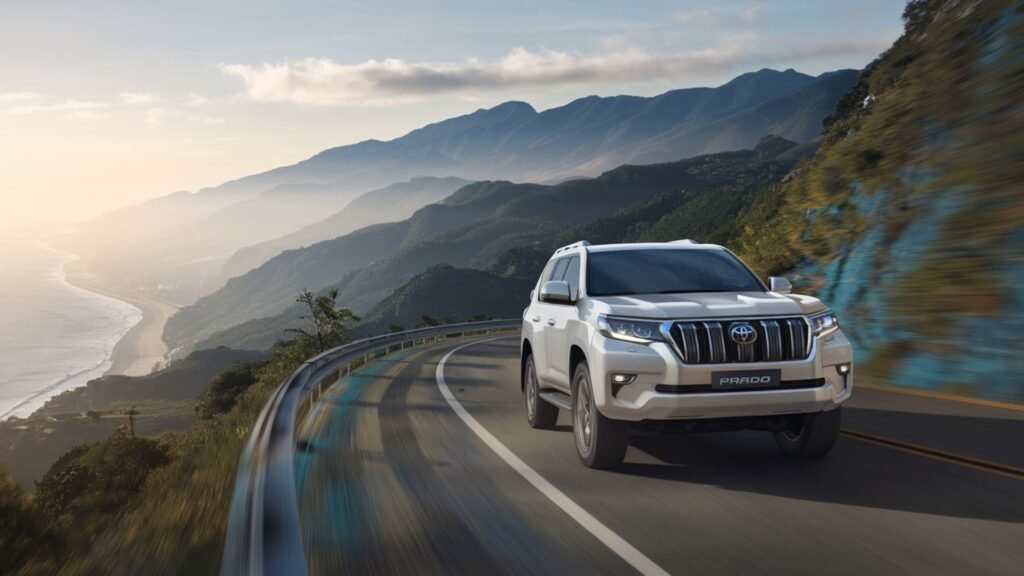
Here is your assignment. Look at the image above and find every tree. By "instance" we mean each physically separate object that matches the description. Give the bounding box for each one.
[288,288,360,353]
[124,406,139,437]
[85,410,103,423]
[415,314,441,328]
[195,363,261,419]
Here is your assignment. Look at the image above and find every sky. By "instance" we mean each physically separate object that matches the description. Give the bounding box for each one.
[0,0,907,226]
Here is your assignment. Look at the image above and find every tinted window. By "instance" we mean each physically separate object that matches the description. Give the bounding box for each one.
[562,256,581,299]
[587,249,763,296]
[549,257,569,282]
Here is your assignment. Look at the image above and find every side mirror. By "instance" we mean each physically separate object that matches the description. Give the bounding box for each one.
[540,280,573,303]
[768,276,792,294]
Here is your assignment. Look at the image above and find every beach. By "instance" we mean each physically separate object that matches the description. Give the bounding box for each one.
[0,230,178,419]
[63,259,178,377]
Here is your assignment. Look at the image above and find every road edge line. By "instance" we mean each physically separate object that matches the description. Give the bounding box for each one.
[436,337,671,576]
[840,428,1024,480]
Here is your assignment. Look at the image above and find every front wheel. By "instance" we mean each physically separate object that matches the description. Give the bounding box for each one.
[774,407,842,458]
[572,362,628,469]
[524,355,558,429]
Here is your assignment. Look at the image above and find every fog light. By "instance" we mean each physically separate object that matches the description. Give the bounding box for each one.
[836,363,851,375]
[611,373,636,384]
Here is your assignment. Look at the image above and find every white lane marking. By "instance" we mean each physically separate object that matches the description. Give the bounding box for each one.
[436,338,671,576]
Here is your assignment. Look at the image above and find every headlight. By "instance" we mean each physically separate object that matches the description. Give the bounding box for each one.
[597,314,665,344]
[809,309,840,336]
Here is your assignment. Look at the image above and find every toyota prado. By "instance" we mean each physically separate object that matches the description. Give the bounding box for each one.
[520,240,853,469]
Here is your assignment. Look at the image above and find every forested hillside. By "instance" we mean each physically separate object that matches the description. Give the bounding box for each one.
[180,137,804,352]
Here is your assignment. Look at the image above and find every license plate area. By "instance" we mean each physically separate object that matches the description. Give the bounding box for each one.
[711,369,781,390]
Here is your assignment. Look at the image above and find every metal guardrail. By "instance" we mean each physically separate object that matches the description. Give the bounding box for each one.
[221,319,520,575]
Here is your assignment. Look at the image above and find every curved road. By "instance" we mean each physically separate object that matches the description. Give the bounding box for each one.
[296,336,1024,575]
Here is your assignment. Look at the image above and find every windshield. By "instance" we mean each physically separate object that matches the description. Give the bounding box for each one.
[586,249,764,296]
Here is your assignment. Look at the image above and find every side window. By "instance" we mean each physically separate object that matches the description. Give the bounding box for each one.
[549,258,569,282]
[562,256,580,300]
[538,259,557,287]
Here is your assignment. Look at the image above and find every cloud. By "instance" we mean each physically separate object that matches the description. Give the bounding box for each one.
[200,116,226,125]
[69,110,111,120]
[672,9,716,24]
[221,36,891,106]
[673,6,761,25]
[144,107,167,125]
[0,92,43,104]
[119,92,158,105]
[186,93,212,106]
[4,99,108,115]
[740,6,763,22]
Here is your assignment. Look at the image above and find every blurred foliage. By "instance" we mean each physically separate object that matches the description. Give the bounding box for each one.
[733,0,1024,397]
[1,465,47,574]
[2,308,326,574]
[34,434,170,532]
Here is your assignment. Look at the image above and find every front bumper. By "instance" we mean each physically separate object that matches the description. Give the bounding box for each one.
[589,329,854,421]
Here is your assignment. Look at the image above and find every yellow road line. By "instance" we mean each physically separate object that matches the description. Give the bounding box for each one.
[840,428,1024,481]
[857,382,1024,413]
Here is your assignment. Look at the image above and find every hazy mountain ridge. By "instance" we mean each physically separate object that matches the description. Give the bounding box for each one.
[356,265,535,333]
[182,137,804,352]
[65,67,853,304]
[216,176,472,285]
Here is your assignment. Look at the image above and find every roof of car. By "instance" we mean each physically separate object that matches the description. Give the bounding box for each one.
[582,241,726,253]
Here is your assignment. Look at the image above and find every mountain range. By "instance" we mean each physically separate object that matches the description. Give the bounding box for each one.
[61,67,856,304]
[167,136,805,353]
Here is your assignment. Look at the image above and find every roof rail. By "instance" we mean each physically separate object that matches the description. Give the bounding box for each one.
[554,240,591,254]
[670,239,699,245]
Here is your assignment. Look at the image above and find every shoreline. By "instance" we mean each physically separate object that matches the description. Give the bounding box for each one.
[62,259,179,378]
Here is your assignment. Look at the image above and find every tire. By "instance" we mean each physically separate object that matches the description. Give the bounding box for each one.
[524,355,558,429]
[571,362,628,469]
[774,407,842,458]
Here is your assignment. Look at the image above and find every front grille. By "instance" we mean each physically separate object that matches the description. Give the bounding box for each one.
[669,317,810,364]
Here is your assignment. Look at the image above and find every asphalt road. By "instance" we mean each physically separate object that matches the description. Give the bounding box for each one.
[296,336,1024,575]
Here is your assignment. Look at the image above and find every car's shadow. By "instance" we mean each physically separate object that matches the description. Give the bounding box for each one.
[605,408,1024,523]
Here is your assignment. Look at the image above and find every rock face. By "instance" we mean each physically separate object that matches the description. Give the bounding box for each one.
[739,0,1024,401]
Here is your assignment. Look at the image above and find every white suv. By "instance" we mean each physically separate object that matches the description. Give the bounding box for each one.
[521,240,853,469]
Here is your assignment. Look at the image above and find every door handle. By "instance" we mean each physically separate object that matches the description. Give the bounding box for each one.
[547,318,556,326]
[531,316,541,323]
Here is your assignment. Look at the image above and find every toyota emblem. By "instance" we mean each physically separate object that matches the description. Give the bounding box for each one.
[730,323,757,345]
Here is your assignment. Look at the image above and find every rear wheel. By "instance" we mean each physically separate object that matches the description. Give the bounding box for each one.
[524,355,558,429]
[774,407,842,458]
[572,362,628,469]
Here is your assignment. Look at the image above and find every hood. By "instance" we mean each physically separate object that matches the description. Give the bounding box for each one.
[587,291,827,320]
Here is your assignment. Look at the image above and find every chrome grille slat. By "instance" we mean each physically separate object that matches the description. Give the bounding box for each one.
[672,317,810,365]
[786,319,804,360]
[685,323,700,363]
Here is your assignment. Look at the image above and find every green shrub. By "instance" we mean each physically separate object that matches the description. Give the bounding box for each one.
[195,363,262,420]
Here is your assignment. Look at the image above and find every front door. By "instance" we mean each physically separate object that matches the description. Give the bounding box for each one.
[545,255,580,390]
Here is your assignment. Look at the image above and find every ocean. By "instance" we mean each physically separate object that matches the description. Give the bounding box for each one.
[0,228,141,419]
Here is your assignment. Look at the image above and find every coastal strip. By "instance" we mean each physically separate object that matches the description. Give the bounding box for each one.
[62,259,178,378]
